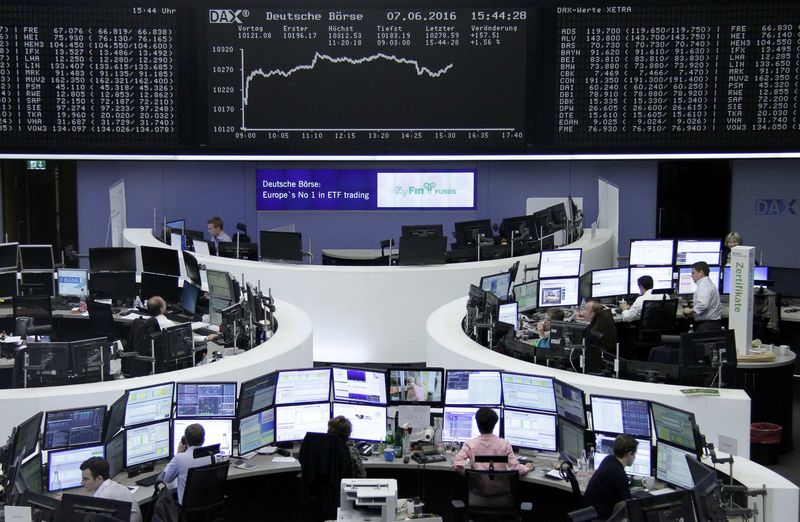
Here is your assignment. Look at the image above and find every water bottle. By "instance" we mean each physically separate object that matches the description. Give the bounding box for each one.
[79,288,87,313]
[689,323,694,333]
[53,470,62,492]
[220,433,230,457]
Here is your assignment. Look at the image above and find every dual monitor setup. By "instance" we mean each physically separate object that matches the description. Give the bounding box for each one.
[0,243,59,299]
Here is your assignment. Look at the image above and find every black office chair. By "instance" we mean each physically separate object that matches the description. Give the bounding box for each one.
[122,316,160,377]
[452,468,532,522]
[12,296,53,337]
[87,300,116,340]
[181,460,230,522]
[632,298,679,359]
[298,432,352,522]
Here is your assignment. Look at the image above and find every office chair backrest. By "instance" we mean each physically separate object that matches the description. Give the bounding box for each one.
[464,469,520,518]
[87,300,115,338]
[12,296,52,327]
[127,317,161,355]
[181,460,230,518]
[299,432,352,522]
[640,298,679,331]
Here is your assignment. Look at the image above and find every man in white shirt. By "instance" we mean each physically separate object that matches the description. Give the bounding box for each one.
[160,423,214,505]
[79,456,143,522]
[147,296,218,344]
[620,275,666,322]
[207,216,232,247]
[682,261,722,331]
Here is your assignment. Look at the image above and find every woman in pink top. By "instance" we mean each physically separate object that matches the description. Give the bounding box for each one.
[452,407,534,476]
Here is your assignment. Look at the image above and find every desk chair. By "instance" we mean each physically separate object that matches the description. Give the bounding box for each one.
[87,299,116,339]
[632,299,679,360]
[12,296,53,338]
[123,317,160,377]
[181,460,230,522]
[299,432,352,522]
[452,469,532,522]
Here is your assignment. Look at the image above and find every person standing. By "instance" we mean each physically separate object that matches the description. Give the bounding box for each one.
[682,261,722,331]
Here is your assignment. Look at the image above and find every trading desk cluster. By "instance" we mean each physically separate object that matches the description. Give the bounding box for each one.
[1,363,715,518]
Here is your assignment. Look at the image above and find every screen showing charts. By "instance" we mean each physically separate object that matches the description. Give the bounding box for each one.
[628,266,674,294]
[651,403,697,452]
[554,381,586,427]
[538,249,582,278]
[441,407,500,443]
[498,303,518,329]
[239,409,275,454]
[677,266,721,295]
[675,240,721,266]
[590,396,651,438]
[47,445,104,492]
[480,272,512,301]
[656,442,694,489]
[57,268,88,298]
[275,403,331,443]
[559,419,585,462]
[722,266,769,294]
[332,402,387,442]
[595,434,651,478]
[238,373,278,417]
[503,409,557,451]
[43,406,106,450]
[388,368,443,404]
[538,277,579,308]
[172,419,232,455]
[332,367,387,405]
[629,240,674,266]
[513,281,537,312]
[124,382,174,427]
[501,373,556,412]
[125,420,171,468]
[445,370,502,406]
[275,368,332,405]
[176,382,236,418]
[591,268,630,298]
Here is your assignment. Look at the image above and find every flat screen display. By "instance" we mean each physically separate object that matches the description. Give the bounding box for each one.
[57,269,88,298]
[513,281,537,312]
[124,382,174,427]
[388,368,443,405]
[0,242,19,270]
[172,418,232,455]
[176,382,236,418]
[238,408,275,454]
[442,406,501,443]
[19,245,54,271]
[106,432,125,479]
[590,268,630,298]
[655,442,695,489]
[651,402,697,452]
[88,248,136,273]
[444,370,501,406]
[538,248,582,278]
[238,373,278,417]
[559,419,585,462]
[332,402,387,442]
[538,277,580,308]
[480,272,513,302]
[629,240,674,266]
[275,368,331,405]
[629,266,674,294]
[722,265,769,294]
[332,367,387,405]
[498,302,518,329]
[554,381,586,428]
[595,433,651,478]
[0,271,18,298]
[677,266,721,295]
[11,412,43,465]
[124,420,171,468]
[47,445,104,492]
[675,240,721,266]
[501,372,556,412]
[590,395,651,439]
[503,409,557,451]
[274,403,331,443]
[140,246,180,277]
[43,406,106,450]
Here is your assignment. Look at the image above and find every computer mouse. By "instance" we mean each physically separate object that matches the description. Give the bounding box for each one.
[403,456,410,464]
[276,448,291,457]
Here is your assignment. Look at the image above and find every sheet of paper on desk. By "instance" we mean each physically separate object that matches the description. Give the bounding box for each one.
[4,505,32,521]
[272,456,297,463]
[2,336,22,344]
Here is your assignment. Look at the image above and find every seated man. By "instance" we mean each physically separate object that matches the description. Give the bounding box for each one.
[147,296,218,344]
[534,307,566,348]
[582,434,637,519]
[80,456,143,522]
[160,423,214,505]
[583,300,617,354]
[620,275,666,322]
[452,407,534,476]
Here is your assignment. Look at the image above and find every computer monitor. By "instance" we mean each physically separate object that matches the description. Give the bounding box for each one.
[675,239,721,266]
[19,245,54,271]
[140,272,180,304]
[43,405,106,450]
[480,271,513,302]
[453,219,493,248]
[140,246,180,277]
[159,323,192,361]
[105,395,126,444]
[206,269,234,301]
[690,459,725,522]
[499,214,538,243]
[401,224,443,239]
[56,269,88,298]
[274,368,332,405]
[17,451,43,494]
[11,412,43,465]
[595,433,652,478]
[501,372,556,412]
[444,370,502,406]
[722,265,769,294]
[628,266,674,294]
[498,302,518,330]
[123,382,174,427]
[387,367,444,405]
[559,419,585,462]
[16,490,61,519]
[655,441,695,489]
[629,239,674,266]
[105,431,125,479]
[332,402,387,442]
[172,418,233,455]
[441,406,501,442]
[590,395,651,438]
[554,380,586,427]
[483,292,500,325]
[176,382,237,418]
[274,402,331,443]
[26,342,70,381]
[398,236,447,265]
[59,493,132,522]
[180,282,201,317]
[19,272,55,297]
[238,408,275,454]
[589,268,630,299]
[69,338,109,377]
[209,296,229,326]
[245,282,264,321]
[87,271,137,301]
[238,372,278,417]
[622,360,682,385]
[677,266,721,295]
[182,251,202,286]
[650,402,698,453]
[538,277,580,308]
[0,271,18,298]
[88,247,136,273]
[679,330,737,370]
[0,242,19,270]
[259,231,303,261]
[124,419,171,468]
[47,445,104,492]
[626,489,694,521]
[502,409,557,451]
[513,281,538,312]
[332,367,387,405]
[217,241,259,261]
[538,249,582,279]
[193,240,211,256]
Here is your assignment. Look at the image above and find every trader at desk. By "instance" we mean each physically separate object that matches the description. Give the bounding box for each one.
[452,407,534,476]
[682,261,722,332]
[147,296,218,344]
[80,456,143,522]
[160,423,214,505]
[582,434,638,520]
[620,275,666,323]
[207,216,231,247]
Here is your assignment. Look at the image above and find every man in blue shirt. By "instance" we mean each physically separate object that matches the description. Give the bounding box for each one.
[682,261,722,331]
[160,423,213,505]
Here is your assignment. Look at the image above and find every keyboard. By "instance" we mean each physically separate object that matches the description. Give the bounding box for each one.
[135,473,160,487]
[631,489,651,499]
[194,327,216,336]
[411,453,446,464]
[165,312,194,323]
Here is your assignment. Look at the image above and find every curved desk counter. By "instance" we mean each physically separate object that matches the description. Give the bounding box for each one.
[0,299,313,442]
[125,228,615,364]
[424,297,798,522]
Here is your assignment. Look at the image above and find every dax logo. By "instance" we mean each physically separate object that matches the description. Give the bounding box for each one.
[209,9,247,23]
[755,199,797,216]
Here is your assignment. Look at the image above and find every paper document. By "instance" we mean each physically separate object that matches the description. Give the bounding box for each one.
[272,456,297,463]
[4,506,33,522]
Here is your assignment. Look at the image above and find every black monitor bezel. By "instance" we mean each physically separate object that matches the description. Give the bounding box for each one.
[444,368,502,407]
[259,230,303,261]
[273,402,332,444]
[175,381,238,419]
[140,246,181,277]
[650,401,699,454]
[0,242,19,271]
[330,365,388,406]
[88,247,136,273]
[47,444,105,493]
[11,412,44,465]
[42,405,107,451]
[502,407,558,452]
[589,394,652,439]
[123,418,173,469]
[386,366,445,406]
[18,245,54,271]
[553,379,587,428]
[500,371,557,413]
[237,407,276,454]
[479,271,513,302]
[123,381,175,428]
[238,372,279,418]
[628,238,676,267]
[274,367,332,406]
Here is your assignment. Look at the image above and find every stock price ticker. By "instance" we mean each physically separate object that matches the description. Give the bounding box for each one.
[205,8,532,152]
